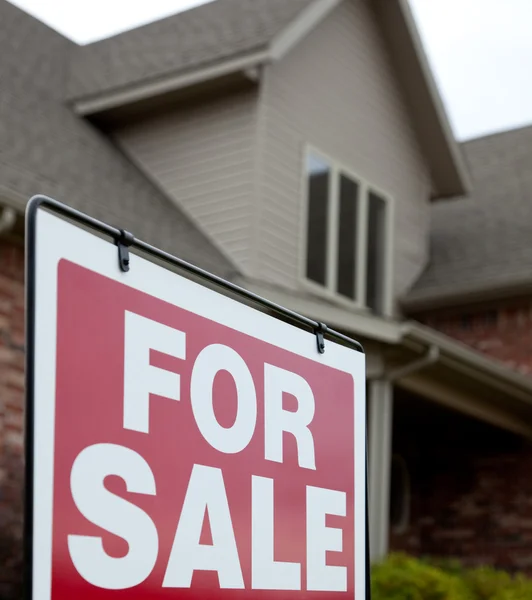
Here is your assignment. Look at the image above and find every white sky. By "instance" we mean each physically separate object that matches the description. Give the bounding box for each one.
[8,0,532,141]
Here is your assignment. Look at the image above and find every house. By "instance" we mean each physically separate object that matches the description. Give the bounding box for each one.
[396,125,532,567]
[2,0,532,595]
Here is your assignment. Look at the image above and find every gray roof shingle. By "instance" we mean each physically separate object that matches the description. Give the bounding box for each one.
[0,0,236,278]
[67,0,313,100]
[405,125,532,308]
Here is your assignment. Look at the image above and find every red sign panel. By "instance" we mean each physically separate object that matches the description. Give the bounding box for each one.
[28,208,366,600]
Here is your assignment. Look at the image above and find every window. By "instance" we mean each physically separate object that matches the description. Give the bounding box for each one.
[303,150,391,314]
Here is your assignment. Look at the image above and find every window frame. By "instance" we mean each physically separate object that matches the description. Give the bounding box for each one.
[300,145,394,315]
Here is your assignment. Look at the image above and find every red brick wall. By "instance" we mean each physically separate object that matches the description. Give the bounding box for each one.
[404,298,532,570]
[418,298,532,375]
[390,392,532,574]
[391,447,532,573]
[0,239,25,599]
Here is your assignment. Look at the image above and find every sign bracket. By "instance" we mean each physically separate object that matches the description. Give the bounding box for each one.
[315,322,328,354]
[116,229,135,272]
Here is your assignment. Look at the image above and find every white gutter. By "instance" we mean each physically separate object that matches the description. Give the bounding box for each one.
[402,321,532,402]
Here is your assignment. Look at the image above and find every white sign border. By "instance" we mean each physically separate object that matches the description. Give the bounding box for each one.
[29,208,366,600]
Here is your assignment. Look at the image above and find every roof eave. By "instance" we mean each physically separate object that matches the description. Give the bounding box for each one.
[404,321,532,401]
[72,0,343,117]
[374,0,471,200]
[72,49,271,117]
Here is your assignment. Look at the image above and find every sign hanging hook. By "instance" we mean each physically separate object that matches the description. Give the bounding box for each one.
[315,322,327,354]
[117,230,135,273]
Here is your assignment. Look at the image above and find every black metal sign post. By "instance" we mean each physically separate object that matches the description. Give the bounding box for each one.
[24,194,370,600]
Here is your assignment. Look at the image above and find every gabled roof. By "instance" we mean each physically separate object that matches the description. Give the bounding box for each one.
[0,0,236,278]
[66,0,469,200]
[403,124,532,311]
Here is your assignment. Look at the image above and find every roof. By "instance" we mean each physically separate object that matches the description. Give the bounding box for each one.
[0,0,236,279]
[404,124,532,311]
[67,0,313,101]
[65,0,468,200]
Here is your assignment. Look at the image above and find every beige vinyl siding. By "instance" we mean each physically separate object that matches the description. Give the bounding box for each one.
[112,89,259,273]
[256,0,431,309]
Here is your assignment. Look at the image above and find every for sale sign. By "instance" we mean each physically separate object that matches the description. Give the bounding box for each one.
[25,201,366,600]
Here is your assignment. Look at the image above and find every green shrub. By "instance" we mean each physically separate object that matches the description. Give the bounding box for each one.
[490,574,532,600]
[371,553,473,600]
[371,554,532,600]
[464,567,514,600]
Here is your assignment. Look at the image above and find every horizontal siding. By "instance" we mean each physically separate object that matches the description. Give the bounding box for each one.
[257,0,432,303]
[112,90,259,273]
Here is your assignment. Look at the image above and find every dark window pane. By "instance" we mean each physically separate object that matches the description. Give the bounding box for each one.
[306,155,330,286]
[366,191,387,314]
[336,175,359,299]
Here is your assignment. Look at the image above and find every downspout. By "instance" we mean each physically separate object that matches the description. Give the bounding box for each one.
[0,206,17,236]
[368,344,440,563]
